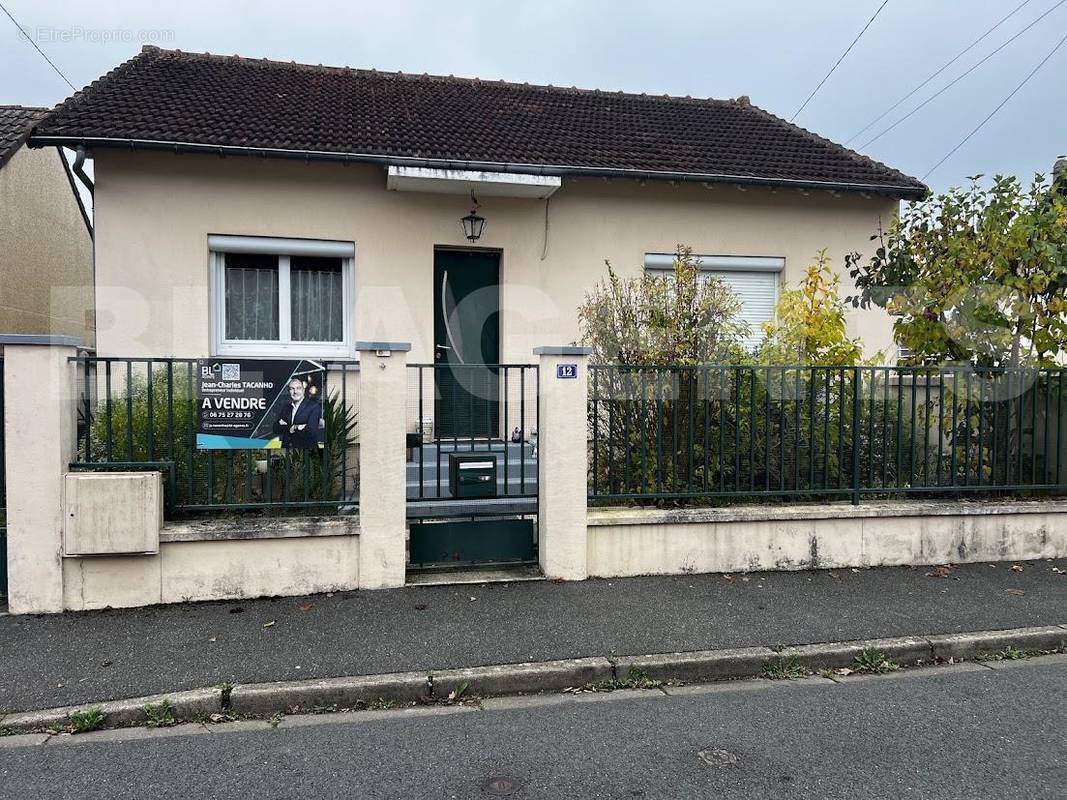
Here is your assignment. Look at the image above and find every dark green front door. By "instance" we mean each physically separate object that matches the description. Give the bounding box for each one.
[434,249,500,440]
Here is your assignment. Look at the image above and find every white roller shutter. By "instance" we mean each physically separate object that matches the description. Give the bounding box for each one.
[645,254,783,349]
[701,270,778,348]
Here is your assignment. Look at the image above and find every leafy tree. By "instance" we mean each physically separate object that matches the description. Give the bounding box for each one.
[759,249,866,366]
[578,245,749,364]
[846,174,1067,368]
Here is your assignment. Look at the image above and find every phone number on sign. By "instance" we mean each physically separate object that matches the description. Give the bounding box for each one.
[203,410,257,420]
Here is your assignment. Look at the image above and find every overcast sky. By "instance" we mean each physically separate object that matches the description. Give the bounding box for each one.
[1,0,1064,193]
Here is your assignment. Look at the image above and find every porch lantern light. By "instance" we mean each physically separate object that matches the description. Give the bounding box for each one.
[461,193,486,242]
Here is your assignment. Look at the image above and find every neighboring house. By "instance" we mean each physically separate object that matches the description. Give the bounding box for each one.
[29,46,926,369]
[0,105,94,344]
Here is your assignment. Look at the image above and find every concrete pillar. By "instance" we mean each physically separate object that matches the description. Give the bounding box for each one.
[534,346,591,580]
[356,341,410,589]
[1,335,81,613]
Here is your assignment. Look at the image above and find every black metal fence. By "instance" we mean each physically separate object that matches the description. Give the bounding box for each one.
[405,363,538,507]
[589,365,1067,505]
[71,356,359,516]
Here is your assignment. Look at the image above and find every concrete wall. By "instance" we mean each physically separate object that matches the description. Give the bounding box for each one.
[0,146,93,343]
[91,150,899,361]
[62,525,360,611]
[587,501,1067,578]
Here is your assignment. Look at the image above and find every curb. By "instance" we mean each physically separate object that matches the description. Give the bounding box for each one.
[3,625,1064,734]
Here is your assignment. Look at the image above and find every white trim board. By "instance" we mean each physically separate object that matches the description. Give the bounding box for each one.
[387,166,560,198]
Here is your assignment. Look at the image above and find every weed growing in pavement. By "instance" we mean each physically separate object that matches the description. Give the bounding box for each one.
[620,667,665,690]
[68,708,106,733]
[762,656,808,680]
[143,699,177,728]
[994,645,1027,661]
[446,682,475,705]
[568,666,667,694]
[853,647,899,674]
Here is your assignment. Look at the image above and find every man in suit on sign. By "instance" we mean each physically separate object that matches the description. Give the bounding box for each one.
[272,377,322,449]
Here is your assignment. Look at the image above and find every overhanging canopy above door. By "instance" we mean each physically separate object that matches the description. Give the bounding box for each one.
[386,166,560,199]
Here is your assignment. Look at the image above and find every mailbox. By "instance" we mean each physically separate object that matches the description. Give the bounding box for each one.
[449,453,498,499]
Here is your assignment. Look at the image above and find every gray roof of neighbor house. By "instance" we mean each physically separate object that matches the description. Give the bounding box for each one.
[0,105,47,169]
[31,46,928,198]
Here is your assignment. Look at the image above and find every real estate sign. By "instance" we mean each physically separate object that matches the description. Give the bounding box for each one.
[196,359,326,449]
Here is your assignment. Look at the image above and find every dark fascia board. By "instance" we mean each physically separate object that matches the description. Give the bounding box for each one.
[27,135,930,200]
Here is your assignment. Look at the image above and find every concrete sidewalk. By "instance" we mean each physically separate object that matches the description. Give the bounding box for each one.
[1,559,1064,714]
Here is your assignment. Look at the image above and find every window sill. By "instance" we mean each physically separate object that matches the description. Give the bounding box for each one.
[215,341,356,360]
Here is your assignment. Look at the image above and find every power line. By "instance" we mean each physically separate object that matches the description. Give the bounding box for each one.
[845,0,1033,145]
[923,31,1067,180]
[0,1,76,92]
[791,0,891,121]
[860,0,1066,149]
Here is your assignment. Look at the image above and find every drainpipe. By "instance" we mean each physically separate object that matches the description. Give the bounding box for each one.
[72,145,94,197]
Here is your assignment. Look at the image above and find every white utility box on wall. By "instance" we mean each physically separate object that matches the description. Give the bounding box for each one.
[64,472,162,556]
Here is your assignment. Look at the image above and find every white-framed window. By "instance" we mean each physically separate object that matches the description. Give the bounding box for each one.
[644,253,783,348]
[209,235,355,358]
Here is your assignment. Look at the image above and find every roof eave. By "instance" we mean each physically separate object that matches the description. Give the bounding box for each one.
[27,134,930,200]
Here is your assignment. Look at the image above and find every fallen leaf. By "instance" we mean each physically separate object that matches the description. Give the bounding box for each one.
[926,565,953,579]
[1010,564,1024,572]
[263,620,276,628]
[298,604,314,612]
[229,606,245,614]
[1006,588,1025,596]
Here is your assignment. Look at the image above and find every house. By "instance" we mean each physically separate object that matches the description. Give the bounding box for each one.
[5,47,968,612]
[29,46,926,374]
[0,105,94,343]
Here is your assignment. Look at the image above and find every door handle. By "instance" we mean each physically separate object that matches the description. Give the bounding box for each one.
[435,345,451,350]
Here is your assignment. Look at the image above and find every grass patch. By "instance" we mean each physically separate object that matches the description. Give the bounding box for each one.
[853,647,899,674]
[762,656,807,680]
[68,708,106,734]
[568,666,667,694]
[993,645,1027,661]
[143,699,177,728]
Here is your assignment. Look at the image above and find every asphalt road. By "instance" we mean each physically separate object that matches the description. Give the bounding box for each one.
[1,559,1065,712]
[2,656,1064,799]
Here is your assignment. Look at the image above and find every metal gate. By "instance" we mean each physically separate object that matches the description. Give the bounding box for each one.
[406,362,538,569]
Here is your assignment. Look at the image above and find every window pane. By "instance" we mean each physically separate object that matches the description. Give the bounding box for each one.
[291,256,343,342]
[225,253,279,340]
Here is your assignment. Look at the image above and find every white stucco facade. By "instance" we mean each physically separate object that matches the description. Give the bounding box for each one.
[90,150,900,362]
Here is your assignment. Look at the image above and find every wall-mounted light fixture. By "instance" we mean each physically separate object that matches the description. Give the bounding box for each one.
[461,192,486,242]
